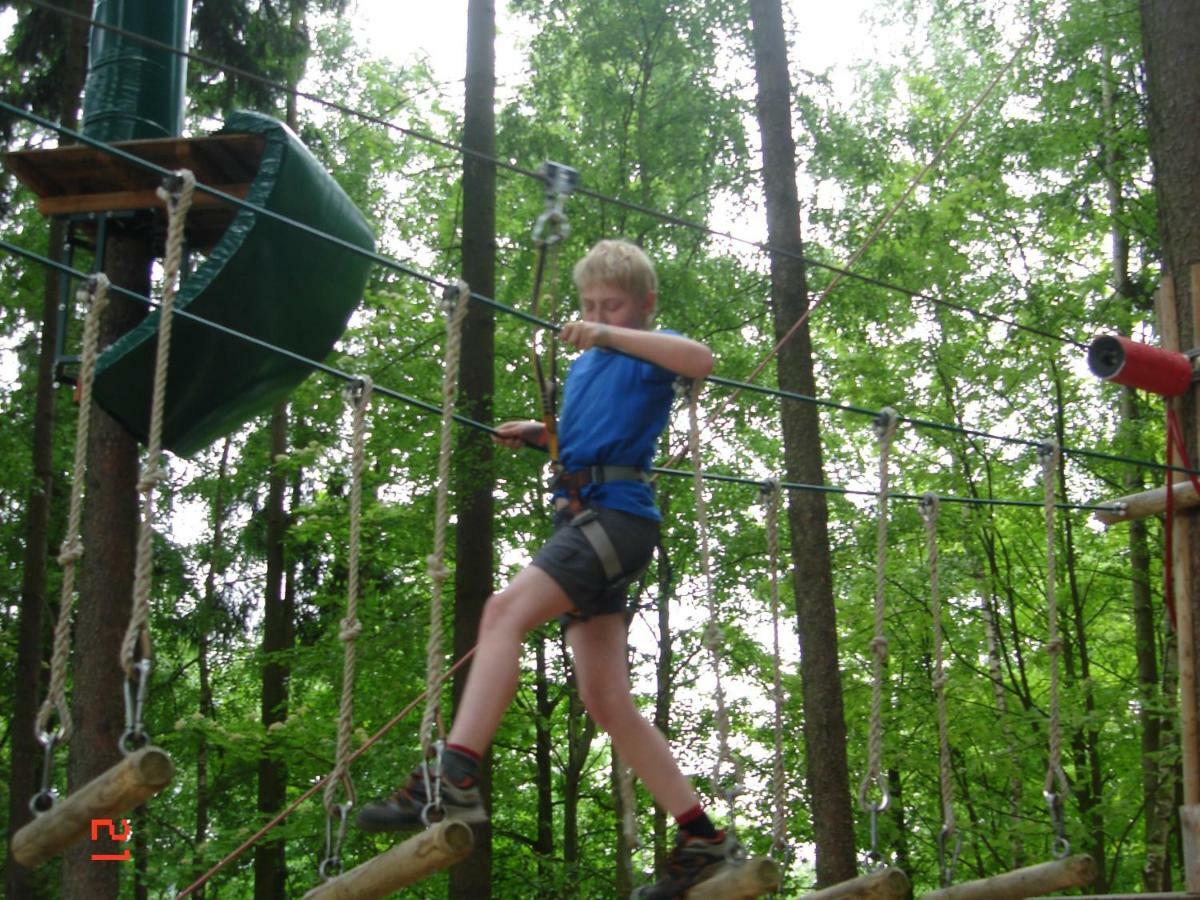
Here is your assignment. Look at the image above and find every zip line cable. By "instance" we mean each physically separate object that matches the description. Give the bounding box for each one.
[0,102,1185,481]
[0,238,1129,513]
[15,0,1089,352]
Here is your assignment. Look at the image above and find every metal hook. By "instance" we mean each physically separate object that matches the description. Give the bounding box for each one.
[119,658,152,755]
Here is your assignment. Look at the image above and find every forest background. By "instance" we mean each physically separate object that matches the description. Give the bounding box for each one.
[0,0,1188,897]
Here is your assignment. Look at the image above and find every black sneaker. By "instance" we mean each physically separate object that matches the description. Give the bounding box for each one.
[356,764,487,832]
[632,830,743,898]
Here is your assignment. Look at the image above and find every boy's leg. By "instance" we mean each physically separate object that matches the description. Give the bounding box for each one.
[567,612,698,816]
[446,565,573,752]
[570,613,741,898]
[358,564,572,832]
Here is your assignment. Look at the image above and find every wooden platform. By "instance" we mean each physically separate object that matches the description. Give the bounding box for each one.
[4,132,263,251]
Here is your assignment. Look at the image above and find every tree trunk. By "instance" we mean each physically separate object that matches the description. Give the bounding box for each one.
[747,0,856,884]
[6,5,91,895]
[255,403,290,900]
[450,0,496,896]
[563,678,597,879]
[61,230,149,900]
[1139,5,1200,888]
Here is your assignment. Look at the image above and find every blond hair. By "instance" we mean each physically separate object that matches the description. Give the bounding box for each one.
[572,239,657,301]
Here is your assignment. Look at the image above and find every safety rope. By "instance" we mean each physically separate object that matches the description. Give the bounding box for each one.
[420,282,471,759]
[119,170,195,752]
[860,408,898,867]
[763,479,788,857]
[686,381,739,827]
[1039,440,1071,858]
[921,493,960,886]
[318,376,372,879]
[29,274,110,812]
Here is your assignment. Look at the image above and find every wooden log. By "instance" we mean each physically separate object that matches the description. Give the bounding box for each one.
[302,820,474,900]
[1182,805,1200,893]
[1092,480,1200,526]
[687,856,781,899]
[1028,894,1200,900]
[10,746,174,868]
[921,854,1095,900]
[800,867,911,900]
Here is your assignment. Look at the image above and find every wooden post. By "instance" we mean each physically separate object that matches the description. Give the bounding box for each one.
[1182,262,1200,893]
[1093,481,1200,526]
[920,854,1096,900]
[800,867,912,900]
[301,820,474,900]
[10,746,173,868]
[687,856,781,899]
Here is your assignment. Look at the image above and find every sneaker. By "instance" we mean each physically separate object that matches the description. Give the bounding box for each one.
[632,830,743,899]
[356,763,487,832]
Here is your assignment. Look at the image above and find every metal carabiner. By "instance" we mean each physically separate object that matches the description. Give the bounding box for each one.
[318,801,352,880]
[1044,789,1071,858]
[119,658,153,755]
[29,737,60,815]
[937,825,962,887]
[419,741,446,827]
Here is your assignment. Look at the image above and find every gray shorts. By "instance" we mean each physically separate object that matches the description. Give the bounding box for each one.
[530,504,659,623]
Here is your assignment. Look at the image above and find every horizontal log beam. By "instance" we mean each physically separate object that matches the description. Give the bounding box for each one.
[1093,480,1199,525]
[922,854,1096,900]
[688,856,781,898]
[801,867,911,900]
[10,746,174,868]
[302,820,473,899]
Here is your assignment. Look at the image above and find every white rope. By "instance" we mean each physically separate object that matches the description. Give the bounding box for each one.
[420,282,471,755]
[34,275,110,745]
[121,169,195,676]
[686,380,738,824]
[861,408,898,812]
[1039,441,1070,858]
[763,479,787,856]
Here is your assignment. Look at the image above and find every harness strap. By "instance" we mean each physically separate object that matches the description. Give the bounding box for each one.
[572,511,624,582]
[550,465,651,492]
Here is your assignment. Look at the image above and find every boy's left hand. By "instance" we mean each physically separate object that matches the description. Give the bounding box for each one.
[559,321,612,350]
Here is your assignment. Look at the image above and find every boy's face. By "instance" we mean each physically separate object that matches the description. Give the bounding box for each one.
[579,282,656,330]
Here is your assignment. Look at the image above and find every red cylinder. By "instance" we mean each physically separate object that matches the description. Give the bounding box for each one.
[1087,334,1193,397]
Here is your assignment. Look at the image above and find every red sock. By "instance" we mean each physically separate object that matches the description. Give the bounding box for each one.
[676,805,718,840]
[446,743,482,763]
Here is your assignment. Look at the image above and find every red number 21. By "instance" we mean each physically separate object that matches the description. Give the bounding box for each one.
[90,818,132,862]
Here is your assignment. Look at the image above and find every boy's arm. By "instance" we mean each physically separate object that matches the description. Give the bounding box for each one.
[559,322,714,379]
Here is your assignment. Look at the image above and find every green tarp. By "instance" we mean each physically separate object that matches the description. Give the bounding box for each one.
[92,110,375,456]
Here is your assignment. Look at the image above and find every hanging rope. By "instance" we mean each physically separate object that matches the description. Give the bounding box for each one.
[318,376,372,879]
[921,493,960,886]
[420,282,471,758]
[29,274,110,812]
[121,170,195,684]
[686,380,740,826]
[1039,441,1071,859]
[860,408,898,866]
[763,478,788,857]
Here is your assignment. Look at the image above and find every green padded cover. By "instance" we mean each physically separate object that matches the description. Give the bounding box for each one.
[92,110,375,456]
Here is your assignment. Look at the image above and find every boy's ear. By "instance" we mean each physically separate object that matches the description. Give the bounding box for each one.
[642,291,657,319]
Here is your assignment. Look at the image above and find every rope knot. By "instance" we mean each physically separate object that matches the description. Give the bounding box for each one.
[1044,636,1063,656]
[426,555,450,583]
[874,407,899,444]
[932,672,949,692]
[869,635,889,659]
[339,617,362,642]
[57,537,84,567]
[138,461,167,494]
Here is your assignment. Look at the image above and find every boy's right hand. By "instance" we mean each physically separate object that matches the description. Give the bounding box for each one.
[493,420,547,450]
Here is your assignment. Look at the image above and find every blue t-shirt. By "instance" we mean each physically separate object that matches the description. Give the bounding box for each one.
[555,332,680,521]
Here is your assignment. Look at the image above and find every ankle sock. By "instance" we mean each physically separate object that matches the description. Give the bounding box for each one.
[676,805,718,840]
[442,744,482,785]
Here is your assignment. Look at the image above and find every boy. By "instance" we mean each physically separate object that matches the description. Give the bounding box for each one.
[359,239,740,897]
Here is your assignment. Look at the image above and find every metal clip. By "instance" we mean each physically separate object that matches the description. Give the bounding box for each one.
[119,658,153,755]
[1044,789,1071,858]
[29,738,60,815]
[531,161,579,247]
[319,801,352,880]
[937,825,962,887]
[420,740,446,827]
